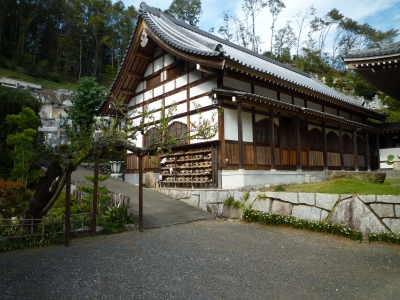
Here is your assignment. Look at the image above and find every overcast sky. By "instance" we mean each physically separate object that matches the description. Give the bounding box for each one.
[120,0,400,53]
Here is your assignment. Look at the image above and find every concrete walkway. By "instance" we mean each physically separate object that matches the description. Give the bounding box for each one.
[71,167,211,228]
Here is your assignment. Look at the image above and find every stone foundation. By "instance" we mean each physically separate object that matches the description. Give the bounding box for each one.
[155,188,400,237]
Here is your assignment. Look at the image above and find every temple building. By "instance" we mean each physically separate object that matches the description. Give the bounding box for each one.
[99,3,396,188]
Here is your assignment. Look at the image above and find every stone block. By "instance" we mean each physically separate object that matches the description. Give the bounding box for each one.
[358,195,376,203]
[251,198,272,212]
[271,200,292,216]
[207,203,223,217]
[145,171,156,188]
[382,219,400,233]
[233,191,245,203]
[265,192,276,199]
[244,191,259,206]
[292,205,322,221]
[341,194,352,200]
[320,210,329,221]
[217,191,231,203]
[377,195,400,204]
[275,192,298,204]
[205,191,217,203]
[222,206,244,219]
[396,205,400,218]
[370,204,395,218]
[329,197,386,236]
[298,193,315,205]
[168,190,181,200]
[199,191,208,211]
[315,194,338,211]
[181,194,199,208]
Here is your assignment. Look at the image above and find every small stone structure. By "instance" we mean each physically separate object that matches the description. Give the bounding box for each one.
[155,188,400,237]
[80,163,126,175]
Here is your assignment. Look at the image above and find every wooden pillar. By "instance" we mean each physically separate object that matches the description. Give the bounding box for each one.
[65,168,71,247]
[138,153,143,232]
[91,153,99,237]
[269,109,276,170]
[219,106,225,167]
[376,135,380,170]
[252,107,257,168]
[237,101,244,169]
[353,128,358,171]
[339,126,344,171]
[295,117,302,171]
[322,123,328,170]
[365,132,371,171]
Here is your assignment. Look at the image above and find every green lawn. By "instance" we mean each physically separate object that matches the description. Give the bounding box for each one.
[266,178,400,195]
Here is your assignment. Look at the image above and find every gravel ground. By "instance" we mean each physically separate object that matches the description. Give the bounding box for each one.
[1,219,399,300]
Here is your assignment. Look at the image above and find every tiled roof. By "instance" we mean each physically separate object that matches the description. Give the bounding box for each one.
[139,3,373,109]
[342,41,400,59]
[378,121,400,133]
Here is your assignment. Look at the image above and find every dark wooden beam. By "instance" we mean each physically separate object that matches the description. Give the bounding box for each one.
[376,135,380,170]
[295,117,302,171]
[127,71,144,79]
[269,109,276,170]
[353,128,358,171]
[322,122,328,170]
[136,51,153,60]
[119,89,136,94]
[339,126,344,171]
[365,132,371,171]
[237,101,244,169]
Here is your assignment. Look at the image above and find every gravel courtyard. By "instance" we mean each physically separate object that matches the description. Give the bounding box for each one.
[1,219,399,299]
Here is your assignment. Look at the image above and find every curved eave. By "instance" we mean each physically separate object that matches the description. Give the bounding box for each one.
[224,61,386,122]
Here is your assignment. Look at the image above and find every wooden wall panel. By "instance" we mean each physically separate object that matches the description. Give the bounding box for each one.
[309,151,324,166]
[344,154,353,167]
[327,152,341,167]
[301,151,308,166]
[256,145,271,165]
[358,155,366,167]
[244,143,254,165]
[126,154,138,173]
[282,150,290,165]
[225,141,239,165]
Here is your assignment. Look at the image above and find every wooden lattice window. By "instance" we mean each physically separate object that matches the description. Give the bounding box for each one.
[168,121,188,145]
[255,118,277,146]
[357,136,365,154]
[342,134,353,153]
[145,127,160,148]
[326,131,339,152]
[308,128,323,151]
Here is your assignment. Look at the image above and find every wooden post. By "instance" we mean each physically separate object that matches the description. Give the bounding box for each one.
[237,101,244,169]
[375,135,380,170]
[339,126,344,171]
[353,128,358,171]
[138,153,143,232]
[65,168,71,247]
[365,132,371,171]
[269,109,276,170]
[322,122,328,170]
[295,117,302,171]
[91,153,99,237]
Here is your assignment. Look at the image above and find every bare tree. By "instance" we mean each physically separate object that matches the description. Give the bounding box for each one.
[293,5,316,59]
[267,0,286,54]
[242,0,268,53]
[274,21,296,62]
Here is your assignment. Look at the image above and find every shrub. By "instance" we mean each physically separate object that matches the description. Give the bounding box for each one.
[98,206,134,234]
[50,72,61,83]
[274,185,285,192]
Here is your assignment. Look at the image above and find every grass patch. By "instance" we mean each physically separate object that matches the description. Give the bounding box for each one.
[368,232,400,244]
[243,208,362,241]
[223,197,244,208]
[261,178,400,195]
[0,67,79,91]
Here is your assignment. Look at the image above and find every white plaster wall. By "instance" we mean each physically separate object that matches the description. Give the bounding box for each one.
[308,102,322,111]
[223,77,251,92]
[144,90,153,101]
[324,106,337,116]
[165,90,186,106]
[144,63,153,77]
[190,79,217,98]
[176,75,187,88]
[223,109,252,142]
[164,53,174,66]
[280,93,291,103]
[254,86,277,99]
[294,97,304,107]
[154,57,163,72]
[153,85,163,97]
[190,110,218,143]
[135,82,145,93]
[189,70,202,83]
[190,96,209,110]
[175,102,187,114]
[224,108,238,140]
[164,80,174,93]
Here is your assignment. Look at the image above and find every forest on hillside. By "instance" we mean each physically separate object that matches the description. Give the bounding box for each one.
[0,0,398,99]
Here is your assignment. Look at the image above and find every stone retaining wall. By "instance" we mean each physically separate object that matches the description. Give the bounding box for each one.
[155,188,400,237]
